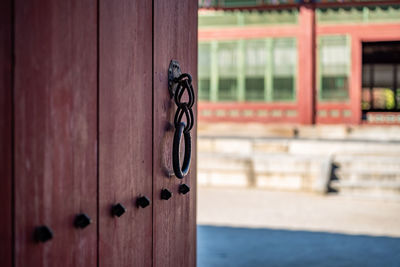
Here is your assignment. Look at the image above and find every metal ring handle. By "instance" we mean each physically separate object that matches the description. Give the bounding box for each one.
[172,122,191,179]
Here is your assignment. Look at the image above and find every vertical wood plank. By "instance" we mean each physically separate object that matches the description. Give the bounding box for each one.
[14,1,98,266]
[298,5,316,125]
[0,0,13,266]
[153,0,198,266]
[99,1,153,266]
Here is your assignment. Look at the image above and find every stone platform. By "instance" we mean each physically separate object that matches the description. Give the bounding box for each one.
[197,124,400,198]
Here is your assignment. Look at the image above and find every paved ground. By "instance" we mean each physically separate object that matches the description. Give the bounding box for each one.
[197,188,400,267]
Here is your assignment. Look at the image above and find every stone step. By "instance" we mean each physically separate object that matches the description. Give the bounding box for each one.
[198,152,331,192]
[335,154,400,164]
[335,169,400,182]
[198,153,251,172]
[253,154,328,173]
[198,136,400,156]
[333,155,400,186]
[198,148,400,198]
[199,152,328,173]
[331,180,400,189]
[198,153,252,188]
[330,180,400,199]
[336,165,400,173]
[198,123,400,141]
[289,140,400,156]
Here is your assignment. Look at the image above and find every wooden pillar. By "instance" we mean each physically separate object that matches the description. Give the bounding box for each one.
[298,4,316,124]
[0,1,13,266]
[350,37,362,124]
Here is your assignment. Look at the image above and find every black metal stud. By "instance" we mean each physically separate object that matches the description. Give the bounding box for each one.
[178,184,190,195]
[74,213,91,229]
[161,189,172,200]
[111,203,126,217]
[34,225,53,243]
[136,196,150,208]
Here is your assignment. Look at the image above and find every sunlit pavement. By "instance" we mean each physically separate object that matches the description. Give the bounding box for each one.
[197,188,400,267]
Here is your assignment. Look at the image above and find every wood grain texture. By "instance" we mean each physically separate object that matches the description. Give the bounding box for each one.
[153,0,198,266]
[99,1,153,266]
[0,0,13,266]
[14,1,97,266]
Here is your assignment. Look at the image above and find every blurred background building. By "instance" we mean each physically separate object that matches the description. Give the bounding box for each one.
[198,0,400,124]
[196,2,400,266]
[196,0,400,198]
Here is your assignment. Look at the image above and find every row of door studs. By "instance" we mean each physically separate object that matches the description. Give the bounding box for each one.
[34,184,190,243]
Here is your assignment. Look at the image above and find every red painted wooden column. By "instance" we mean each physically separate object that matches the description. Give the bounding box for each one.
[297,4,316,124]
[0,1,13,266]
[350,37,363,124]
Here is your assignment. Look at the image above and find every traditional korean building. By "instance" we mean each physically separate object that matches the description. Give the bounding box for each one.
[198,0,400,124]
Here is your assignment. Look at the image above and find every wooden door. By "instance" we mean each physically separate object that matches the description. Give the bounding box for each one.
[0,0,197,266]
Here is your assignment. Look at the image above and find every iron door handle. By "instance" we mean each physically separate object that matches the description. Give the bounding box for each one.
[168,60,195,179]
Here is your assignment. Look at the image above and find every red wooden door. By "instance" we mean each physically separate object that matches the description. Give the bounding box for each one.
[0,0,197,266]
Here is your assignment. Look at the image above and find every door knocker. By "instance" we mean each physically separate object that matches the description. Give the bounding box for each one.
[168,60,195,179]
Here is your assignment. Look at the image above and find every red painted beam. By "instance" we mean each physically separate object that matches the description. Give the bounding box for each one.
[317,23,400,38]
[199,26,299,41]
[199,102,297,110]
[198,102,299,123]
